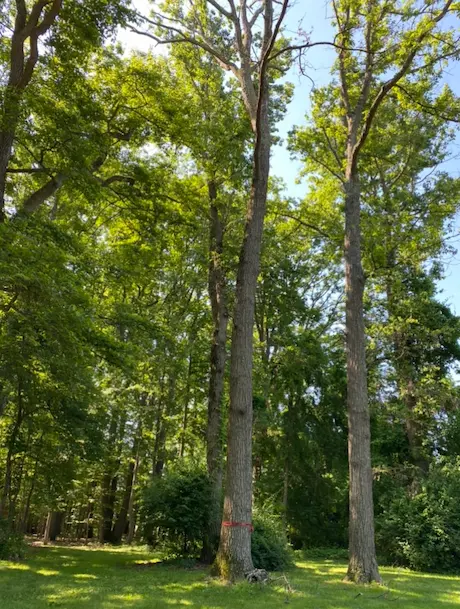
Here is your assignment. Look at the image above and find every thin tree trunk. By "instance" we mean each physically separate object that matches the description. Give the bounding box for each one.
[343,169,381,584]
[8,437,28,525]
[127,450,140,544]
[180,353,193,458]
[282,461,289,528]
[153,379,173,478]
[215,89,271,580]
[1,381,24,519]
[112,427,141,544]
[99,411,121,543]
[202,179,228,563]
[43,511,52,545]
[0,384,8,418]
[20,458,39,533]
[111,463,133,544]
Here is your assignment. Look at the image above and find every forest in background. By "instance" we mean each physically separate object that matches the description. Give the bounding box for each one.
[1,0,460,583]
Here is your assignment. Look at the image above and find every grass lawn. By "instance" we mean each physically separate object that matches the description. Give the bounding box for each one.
[1,544,460,608]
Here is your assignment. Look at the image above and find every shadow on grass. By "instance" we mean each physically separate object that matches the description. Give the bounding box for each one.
[0,546,459,608]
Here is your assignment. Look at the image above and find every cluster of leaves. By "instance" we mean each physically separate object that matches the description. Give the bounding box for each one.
[140,468,212,556]
[376,459,460,572]
[0,519,27,561]
[251,508,293,572]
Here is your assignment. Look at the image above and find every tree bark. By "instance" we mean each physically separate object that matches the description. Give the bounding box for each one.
[43,511,52,544]
[0,381,24,519]
[215,87,271,580]
[202,179,228,563]
[21,173,66,214]
[112,429,141,544]
[99,410,123,543]
[0,1,62,220]
[180,352,193,458]
[20,457,38,533]
[127,449,140,544]
[111,460,135,544]
[344,169,381,584]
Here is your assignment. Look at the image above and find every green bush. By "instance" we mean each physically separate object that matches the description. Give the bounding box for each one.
[376,459,460,572]
[140,468,212,556]
[0,520,27,561]
[251,510,293,571]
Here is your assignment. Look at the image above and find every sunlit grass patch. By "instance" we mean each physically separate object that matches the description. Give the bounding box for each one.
[1,544,460,608]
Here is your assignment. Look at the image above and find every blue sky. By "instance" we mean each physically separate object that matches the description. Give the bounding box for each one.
[120,1,460,312]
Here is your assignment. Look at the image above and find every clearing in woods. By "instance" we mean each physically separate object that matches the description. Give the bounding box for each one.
[0,544,459,608]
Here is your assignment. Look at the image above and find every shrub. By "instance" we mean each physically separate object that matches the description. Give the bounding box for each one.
[0,520,27,561]
[251,509,293,571]
[140,468,212,556]
[376,459,460,572]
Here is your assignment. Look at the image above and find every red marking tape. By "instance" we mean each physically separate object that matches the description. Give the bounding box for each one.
[222,521,254,532]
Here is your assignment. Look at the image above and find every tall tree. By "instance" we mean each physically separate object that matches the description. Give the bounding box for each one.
[0,0,133,221]
[133,0,294,578]
[292,0,458,582]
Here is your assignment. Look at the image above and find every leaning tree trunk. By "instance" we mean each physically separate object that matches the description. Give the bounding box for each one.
[202,180,228,563]
[215,94,271,580]
[344,168,381,584]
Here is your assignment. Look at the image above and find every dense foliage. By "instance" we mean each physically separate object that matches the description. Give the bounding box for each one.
[141,469,212,556]
[376,459,460,572]
[0,519,26,561]
[1,0,460,578]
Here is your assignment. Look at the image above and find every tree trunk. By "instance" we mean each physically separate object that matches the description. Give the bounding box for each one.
[99,410,122,543]
[180,352,193,458]
[215,93,271,580]
[343,169,381,584]
[0,384,8,418]
[127,450,140,544]
[20,458,39,533]
[112,431,140,544]
[100,473,118,543]
[153,382,171,478]
[202,179,228,564]
[403,382,428,473]
[1,382,24,519]
[49,512,64,541]
[43,511,52,545]
[282,460,289,528]
[111,463,133,544]
[0,2,62,221]
[21,173,66,214]
[0,102,19,221]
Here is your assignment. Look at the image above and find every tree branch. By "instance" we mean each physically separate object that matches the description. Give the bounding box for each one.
[395,84,460,124]
[352,0,455,169]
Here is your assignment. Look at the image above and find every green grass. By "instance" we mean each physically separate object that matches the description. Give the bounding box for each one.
[1,544,460,608]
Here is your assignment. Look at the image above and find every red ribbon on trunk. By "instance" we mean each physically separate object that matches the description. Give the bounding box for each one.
[222,521,254,532]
